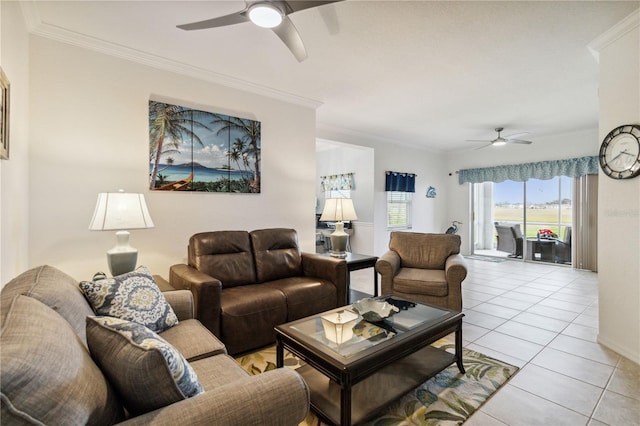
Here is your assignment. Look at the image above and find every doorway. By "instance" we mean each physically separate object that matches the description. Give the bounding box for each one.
[315,139,375,255]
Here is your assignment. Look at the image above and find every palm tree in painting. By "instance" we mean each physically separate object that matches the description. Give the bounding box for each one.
[148,101,215,189]
[228,138,248,179]
[211,114,261,192]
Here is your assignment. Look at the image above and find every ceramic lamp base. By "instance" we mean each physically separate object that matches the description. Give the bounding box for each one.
[329,221,349,257]
[106,230,138,276]
[107,251,138,276]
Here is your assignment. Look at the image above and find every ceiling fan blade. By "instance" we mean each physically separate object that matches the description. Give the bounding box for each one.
[465,139,493,143]
[285,1,342,14]
[317,1,341,34]
[474,144,492,150]
[177,10,250,31]
[272,16,307,61]
[505,132,529,140]
[507,139,533,144]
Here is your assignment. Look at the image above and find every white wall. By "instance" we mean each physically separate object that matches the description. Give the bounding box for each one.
[445,128,600,254]
[0,2,30,285]
[592,10,639,364]
[25,36,317,281]
[316,127,449,256]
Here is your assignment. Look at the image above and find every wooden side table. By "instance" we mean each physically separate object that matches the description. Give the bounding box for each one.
[319,252,379,303]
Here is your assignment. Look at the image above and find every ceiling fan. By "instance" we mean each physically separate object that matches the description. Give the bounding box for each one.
[466,127,533,148]
[176,1,342,62]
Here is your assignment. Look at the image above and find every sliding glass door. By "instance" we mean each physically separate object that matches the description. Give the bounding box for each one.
[524,177,572,239]
[472,177,573,265]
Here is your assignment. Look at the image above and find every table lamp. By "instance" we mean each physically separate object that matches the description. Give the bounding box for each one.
[320,198,358,258]
[89,191,154,276]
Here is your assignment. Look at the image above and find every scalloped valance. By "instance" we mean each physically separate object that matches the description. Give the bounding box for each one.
[458,156,599,184]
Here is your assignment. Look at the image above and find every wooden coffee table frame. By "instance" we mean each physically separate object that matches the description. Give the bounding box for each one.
[275,302,464,425]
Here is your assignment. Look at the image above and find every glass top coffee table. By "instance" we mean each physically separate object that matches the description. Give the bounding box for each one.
[275,296,465,425]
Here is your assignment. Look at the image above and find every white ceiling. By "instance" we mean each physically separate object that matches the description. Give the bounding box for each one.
[23,1,639,152]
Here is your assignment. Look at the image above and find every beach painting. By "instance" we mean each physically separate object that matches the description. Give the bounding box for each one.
[149,100,261,193]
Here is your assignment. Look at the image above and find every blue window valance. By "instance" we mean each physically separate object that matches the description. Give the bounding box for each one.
[458,156,599,184]
[320,173,355,192]
[385,171,416,192]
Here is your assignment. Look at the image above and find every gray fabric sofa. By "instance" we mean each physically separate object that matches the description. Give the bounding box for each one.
[0,265,309,425]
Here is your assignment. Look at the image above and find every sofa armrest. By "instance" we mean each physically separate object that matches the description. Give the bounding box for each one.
[376,251,401,295]
[301,253,347,307]
[445,254,468,310]
[162,290,195,321]
[169,264,223,337]
[117,368,309,426]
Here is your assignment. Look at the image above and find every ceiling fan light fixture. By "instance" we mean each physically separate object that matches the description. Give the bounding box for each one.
[492,140,507,146]
[248,3,283,28]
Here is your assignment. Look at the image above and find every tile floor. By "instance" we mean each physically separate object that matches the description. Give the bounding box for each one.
[349,258,640,426]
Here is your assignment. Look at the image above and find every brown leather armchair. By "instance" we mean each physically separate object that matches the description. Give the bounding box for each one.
[170,228,347,355]
[375,232,467,311]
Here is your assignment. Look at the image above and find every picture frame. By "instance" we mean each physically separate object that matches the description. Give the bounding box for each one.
[148,100,261,193]
[0,67,9,160]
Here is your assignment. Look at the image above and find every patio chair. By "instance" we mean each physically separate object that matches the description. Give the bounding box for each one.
[494,222,523,258]
[555,226,572,264]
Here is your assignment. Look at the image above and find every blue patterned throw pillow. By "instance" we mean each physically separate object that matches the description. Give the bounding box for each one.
[86,316,204,415]
[80,266,178,333]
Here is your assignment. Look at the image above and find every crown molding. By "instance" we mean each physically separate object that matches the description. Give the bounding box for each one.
[19,0,41,32]
[19,1,323,110]
[588,8,640,63]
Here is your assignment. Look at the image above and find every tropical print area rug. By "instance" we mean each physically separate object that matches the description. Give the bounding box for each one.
[235,340,518,425]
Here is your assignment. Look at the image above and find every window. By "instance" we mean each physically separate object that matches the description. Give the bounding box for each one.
[387,191,412,229]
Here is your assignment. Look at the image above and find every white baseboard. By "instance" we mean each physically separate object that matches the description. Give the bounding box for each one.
[597,334,640,365]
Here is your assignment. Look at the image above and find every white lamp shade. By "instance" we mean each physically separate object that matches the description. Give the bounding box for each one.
[320,198,358,222]
[89,192,154,231]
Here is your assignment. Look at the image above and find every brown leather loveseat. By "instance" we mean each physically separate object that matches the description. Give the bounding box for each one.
[169,228,347,355]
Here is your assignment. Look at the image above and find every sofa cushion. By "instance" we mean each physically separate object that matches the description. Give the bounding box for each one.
[189,231,257,288]
[250,228,303,283]
[190,354,250,390]
[0,265,95,346]
[86,316,203,416]
[220,284,287,355]
[80,266,178,333]
[160,318,227,361]
[393,268,449,297]
[263,277,337,321]
[0,296,124,425]
[389,232,461,270]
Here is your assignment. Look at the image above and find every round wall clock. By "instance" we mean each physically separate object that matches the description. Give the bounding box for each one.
[599,124,640,179]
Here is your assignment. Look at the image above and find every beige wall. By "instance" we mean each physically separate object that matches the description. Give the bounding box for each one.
[22,35,317,282]
[593,10,640,364]
[0,2,30,284]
